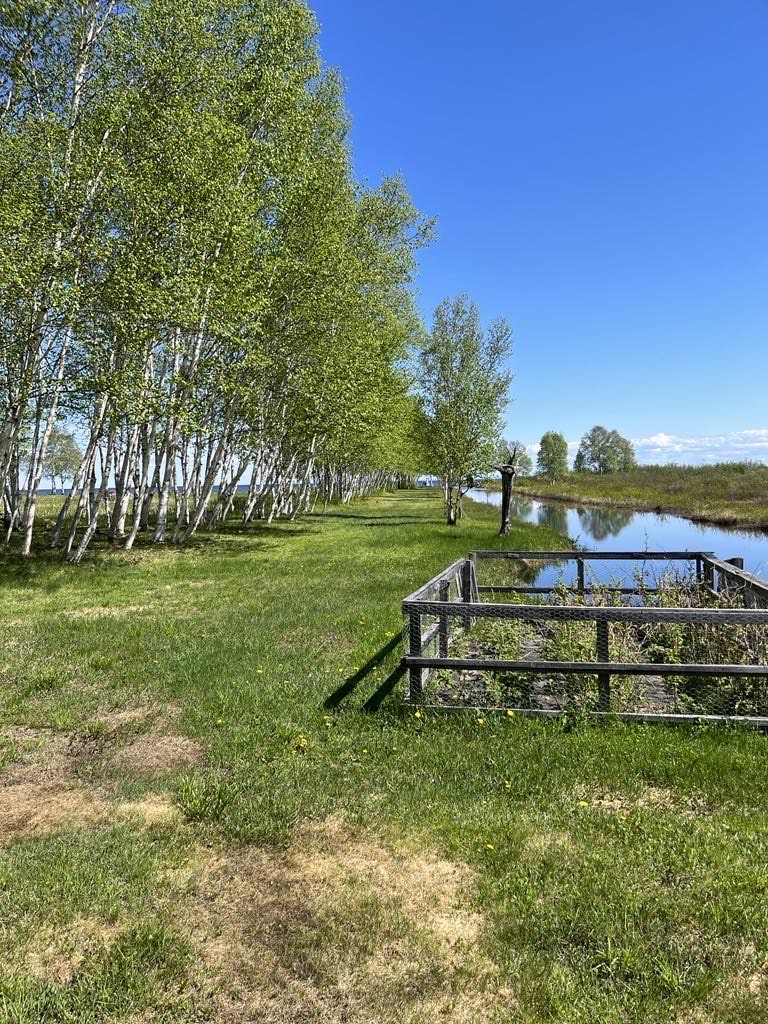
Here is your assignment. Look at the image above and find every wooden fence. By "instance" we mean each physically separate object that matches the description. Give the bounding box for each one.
[402,550,768,726]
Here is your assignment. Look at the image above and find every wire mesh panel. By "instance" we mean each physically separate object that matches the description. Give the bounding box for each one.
[403,551,768,724]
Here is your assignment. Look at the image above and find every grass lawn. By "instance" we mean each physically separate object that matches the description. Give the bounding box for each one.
[1,489,767,1023]
[516,463,768,530]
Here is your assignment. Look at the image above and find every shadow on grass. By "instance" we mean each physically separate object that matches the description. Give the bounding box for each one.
[0,519,317,590]
[324,631,405,713]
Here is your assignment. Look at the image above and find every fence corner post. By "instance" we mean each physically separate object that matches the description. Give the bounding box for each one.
[439,580,449,658]
[407,607,424,700]
[461,559,473,629]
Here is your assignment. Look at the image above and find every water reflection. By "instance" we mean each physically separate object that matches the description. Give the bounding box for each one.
[537,503,568,536]
[576,505,634,541]
[468,488,768,580]
[508,497,533,520]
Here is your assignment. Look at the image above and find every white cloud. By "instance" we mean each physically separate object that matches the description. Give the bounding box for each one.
[631,429,768,464]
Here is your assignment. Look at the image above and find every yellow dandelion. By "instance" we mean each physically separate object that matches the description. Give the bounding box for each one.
[477,717,486,725]
[216,718,224,725]
[485,843,495,851]
[362,748,368,754]
[578,800,589,808]
[414,710,422,719]
[506,709,516,717]
[504,780,512,790]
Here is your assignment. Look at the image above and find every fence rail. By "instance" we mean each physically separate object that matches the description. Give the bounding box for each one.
[401,549,768,724]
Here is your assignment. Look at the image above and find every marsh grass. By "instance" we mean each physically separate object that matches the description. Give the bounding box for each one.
[1,490,768,1022]
[518,462,768,529]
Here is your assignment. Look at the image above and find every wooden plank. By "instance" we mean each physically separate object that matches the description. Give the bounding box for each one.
[471,550,712,562]
[402,599,768,625]
[461,560,473,630]
[703,556,768,595]
[403,655,768,677]
[403,559,466,604]
[419,621,440,653]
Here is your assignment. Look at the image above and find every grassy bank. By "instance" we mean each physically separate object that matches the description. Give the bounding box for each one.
[517,462,768,530]
[2,490,768,1023]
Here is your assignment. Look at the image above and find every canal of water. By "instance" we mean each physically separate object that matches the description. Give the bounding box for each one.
[468,489,768,588]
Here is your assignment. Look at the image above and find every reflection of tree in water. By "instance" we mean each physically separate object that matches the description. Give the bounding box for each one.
[537,504,568,536]
[577,506,634,541]
[508,497,534,521]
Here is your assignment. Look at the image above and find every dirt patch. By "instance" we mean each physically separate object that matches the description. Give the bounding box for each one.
[0,783,184,844]
[94,706,157,731]
[107,734,202,775]
[185,817,512,1023]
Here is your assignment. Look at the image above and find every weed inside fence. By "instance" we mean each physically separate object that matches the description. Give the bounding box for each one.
[402,551,768,724]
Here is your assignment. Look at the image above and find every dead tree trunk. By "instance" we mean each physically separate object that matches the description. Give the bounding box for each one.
[496,463,517,537]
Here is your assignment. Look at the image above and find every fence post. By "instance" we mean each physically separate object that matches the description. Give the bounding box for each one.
[702,557,715,591]
[723,558,745,601]
[408,607,424,700]
[461,560,473,630]
[439,580,449,658]
[596,619,611,712]
[577,558,585,594]
[470,552,479,602]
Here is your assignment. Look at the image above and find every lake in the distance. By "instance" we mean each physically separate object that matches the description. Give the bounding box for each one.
[468,488,768,588]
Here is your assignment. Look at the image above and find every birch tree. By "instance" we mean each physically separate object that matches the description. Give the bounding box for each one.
[0,0,432,559]
[417,295,513,525]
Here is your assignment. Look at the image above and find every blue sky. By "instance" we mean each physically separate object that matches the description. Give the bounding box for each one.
[311,0,768,464]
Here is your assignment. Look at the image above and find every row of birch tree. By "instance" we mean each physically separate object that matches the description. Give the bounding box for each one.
[0,0,431,559]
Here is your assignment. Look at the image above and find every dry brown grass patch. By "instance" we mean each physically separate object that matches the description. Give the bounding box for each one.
[0,713,195,841]
[571,785,709,817]
[184,817,513,1023]
[522,829,572,857]
[21,917,123,983]
[107,734,202,774]
[62,604,153,621]
[0,781,108,842]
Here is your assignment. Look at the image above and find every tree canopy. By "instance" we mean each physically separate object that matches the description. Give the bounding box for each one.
[416,295,512,525]
[536,431,569,481]
[574,426,636,474]
[0,0,433,557]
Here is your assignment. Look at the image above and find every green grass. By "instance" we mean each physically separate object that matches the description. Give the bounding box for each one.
[1,490,768,1022]
[516,462,768,529]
